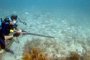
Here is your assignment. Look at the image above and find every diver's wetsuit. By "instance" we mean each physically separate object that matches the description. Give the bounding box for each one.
[0,18,17,50]
[0,29,5,49]
[2,18,17,35]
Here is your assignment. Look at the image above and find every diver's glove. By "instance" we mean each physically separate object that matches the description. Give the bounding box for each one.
[22,30,26,32]
[13,33,20,37]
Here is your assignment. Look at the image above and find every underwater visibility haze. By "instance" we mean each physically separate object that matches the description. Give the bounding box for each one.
[0,0,90,60]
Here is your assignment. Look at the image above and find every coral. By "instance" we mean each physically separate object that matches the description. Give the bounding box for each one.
[22,48,49,60]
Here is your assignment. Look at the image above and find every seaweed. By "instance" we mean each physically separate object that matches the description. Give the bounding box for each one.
[22,38,90,60]
[64,51,90,60]
[69,52,83,60]
[23,48,49,60]
[23,48,90,60]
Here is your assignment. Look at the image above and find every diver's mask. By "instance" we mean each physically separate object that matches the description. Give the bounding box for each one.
[9,17,18,24]
[12,20,17,24]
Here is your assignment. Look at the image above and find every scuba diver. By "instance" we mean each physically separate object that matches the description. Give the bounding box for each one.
[0,14,54,54]
[0,15,22,54]
[3,15,22,39]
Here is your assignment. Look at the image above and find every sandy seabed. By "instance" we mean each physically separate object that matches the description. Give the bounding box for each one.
[0,9,90,60]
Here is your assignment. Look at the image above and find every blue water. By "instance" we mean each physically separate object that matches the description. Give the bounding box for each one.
[0,0,90,9]
[0,0,90,25]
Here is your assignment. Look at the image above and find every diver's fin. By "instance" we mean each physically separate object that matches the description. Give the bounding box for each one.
[5,49,14,54]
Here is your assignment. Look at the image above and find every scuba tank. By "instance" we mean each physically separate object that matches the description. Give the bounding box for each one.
[0,18,2,29]
[0,18,5,46]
